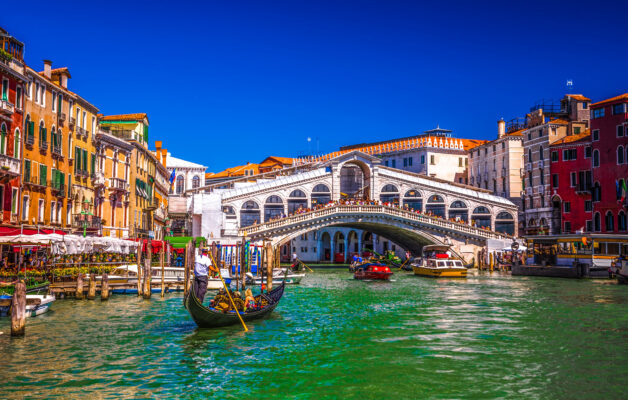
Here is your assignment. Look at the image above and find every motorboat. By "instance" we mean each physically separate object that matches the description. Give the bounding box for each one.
[0,294,55,318]
[353,262,393,280]
[412,245,467,278]
[245,270,305,285]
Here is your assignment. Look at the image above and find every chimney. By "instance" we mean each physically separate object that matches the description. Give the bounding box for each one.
[497,119,506,138]
[60,72,68,89]
[155,140,162,153]
[43,60,52,79]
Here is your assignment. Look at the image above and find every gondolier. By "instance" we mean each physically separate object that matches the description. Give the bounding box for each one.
[194,248,212,303]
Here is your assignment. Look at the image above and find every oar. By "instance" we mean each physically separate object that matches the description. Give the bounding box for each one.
[398,258,410,270]
[207,250,248,332]
[298,260,314,273]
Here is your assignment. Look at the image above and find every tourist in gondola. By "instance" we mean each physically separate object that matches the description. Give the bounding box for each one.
[194,247,212,303]
[244,288,256,311]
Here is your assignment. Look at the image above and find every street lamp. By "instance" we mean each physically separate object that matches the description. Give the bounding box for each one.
[80,209,94,238]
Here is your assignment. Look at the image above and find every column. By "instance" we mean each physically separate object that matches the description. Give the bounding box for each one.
[330,231,336,263]
[344,234,349,263]
[357,233,363,257]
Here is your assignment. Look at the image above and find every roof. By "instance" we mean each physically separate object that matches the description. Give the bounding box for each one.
[207,163,259,179]
[566,94,591,102]
[591,93,628,108]
[548,118,569,125]
[550,130,591,146]
[166,154,207,170]
[49,67,71,78]
[100,113,149,122]
[259,156,294,166]
[506,129,524,137]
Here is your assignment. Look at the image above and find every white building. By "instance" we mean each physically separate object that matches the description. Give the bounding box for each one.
[166,153,207,236]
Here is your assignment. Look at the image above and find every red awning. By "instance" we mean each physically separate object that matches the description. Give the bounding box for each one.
[0,227,68,236]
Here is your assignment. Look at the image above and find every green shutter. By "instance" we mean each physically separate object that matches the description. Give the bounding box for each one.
[143,125,148,143]
[28,121,34,137]
[91,153,95,174]
[40,165,47,186]
[24,160,30,181]
[67,174,71,198]
[42,127,47,143]
[83,149,87,173]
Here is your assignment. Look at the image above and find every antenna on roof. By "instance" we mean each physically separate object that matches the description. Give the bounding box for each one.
[566,79,574,91]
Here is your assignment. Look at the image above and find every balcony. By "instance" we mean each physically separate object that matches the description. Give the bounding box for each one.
[69,116,76,127]
[92,171,105,187]
[109,177,129,192]
[0,100,14,115]
[538,160,545,168]
[23,174,45,188]
[49,181,65,197]
[72,214,102,230]
[538,185,546,194]
[39,141,48,152]
[525,187,533,195]
[144,197,159,211]
[25,135,35,146]
[502,167,507,177]
[77,127,87,137]
[0,154,21,177]
[52,145,62,157]
[76,169,89,178]
[526,163,532,171]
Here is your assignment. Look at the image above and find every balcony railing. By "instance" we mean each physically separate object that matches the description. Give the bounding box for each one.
[77,127,87,136]
[69,116,76,127]
[40,141,48,151]
[52,145,62,156]
[144,197,159,211]
[0,100,14,115]
[0,154,21,176]
[59,112,66,121]
[72,214,102,230]
[25,135,35,146]
[49,181,65,196]
[92,171,105,187]
[109,177,129,191]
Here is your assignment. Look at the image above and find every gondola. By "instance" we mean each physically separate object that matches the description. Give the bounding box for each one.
[184,277,286,328]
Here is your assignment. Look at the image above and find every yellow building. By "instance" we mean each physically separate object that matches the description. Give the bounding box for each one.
[94,129,133,238]
[22,60,100,233]
[99,114,158,239]
[152,141,170,240]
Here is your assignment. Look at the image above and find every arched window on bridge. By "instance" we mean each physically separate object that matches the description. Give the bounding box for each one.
[340,163,368,200]
[240,201,260,227]
[380,184,399,205]
[288,189,308,214]
[425,195,446,218]
[403,189,422,212]
[449,200,468,223]
[192,175,200,189]
[311,184,331,207]
[222,205,236,219]
[495,211,515,235]
[264,195,284,222]
[471,206,491,229]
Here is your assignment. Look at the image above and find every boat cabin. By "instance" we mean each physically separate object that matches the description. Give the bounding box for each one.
[421,245,452,259]
[427,259,464,269]
[525,234,628,269]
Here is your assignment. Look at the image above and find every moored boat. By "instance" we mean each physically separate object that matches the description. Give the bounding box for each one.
[412,245,467,278]
[353,262,393,280]
[0,294,55,318]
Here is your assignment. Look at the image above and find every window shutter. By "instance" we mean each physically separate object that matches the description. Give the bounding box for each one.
[83,149,87,173]
[74,147,79,173]
[24,160,30,181]
[91,153,95,174]
[67,174,71,198]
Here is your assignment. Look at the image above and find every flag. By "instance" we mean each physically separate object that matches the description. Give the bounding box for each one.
[169,169,176,186]
[617,180,621,201]
[622,179,627,203]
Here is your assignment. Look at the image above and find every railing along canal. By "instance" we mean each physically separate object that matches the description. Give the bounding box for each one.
[241,204,513,240]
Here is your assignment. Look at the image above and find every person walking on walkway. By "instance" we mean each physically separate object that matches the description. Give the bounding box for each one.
[194,248,211,303]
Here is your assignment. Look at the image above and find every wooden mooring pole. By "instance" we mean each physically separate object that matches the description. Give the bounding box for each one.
[11,281,26,337]
[160,244,166,298]
[143,241,152,299]
[101,273,110,301]
[266,242,274,291]
[76,273,84,300]
[183,241,191,301]
[136,242,143,296]
[87,273,97,300]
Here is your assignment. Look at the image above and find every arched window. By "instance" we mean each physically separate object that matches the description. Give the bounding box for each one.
[606,211,615,232]
[403,189,422,211]
[192,175,200,189]
[593,149,600,167]
[14,128,20,159]
[311,183,331,206]
[495,211,515,235]
[380,184,399,205]
[39,121,46,147]
[425,194,445,218]
[592,182,601,202]
[264,195,284,222]
[175,175,184,194]
[449,200,468,222]
[539,146,544,160]
[619,211,627,231]
[472,206,491,229]
[618,146,625,164]
[528,149,532,162]
[594,212,601,232]
[0,123,6,155]
[240,200,260,227]
[288,189,307,213]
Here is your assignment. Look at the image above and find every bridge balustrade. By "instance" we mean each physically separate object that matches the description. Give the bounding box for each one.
[241,204,512,240]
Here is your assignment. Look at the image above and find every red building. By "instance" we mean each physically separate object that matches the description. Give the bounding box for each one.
[0,28,26,226]
[590,94,628,233]
[549,131,592,233]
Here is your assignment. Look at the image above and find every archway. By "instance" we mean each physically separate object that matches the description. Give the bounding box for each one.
[347,230,359,259]
[333,231,345,263]
[264,195,284,222]
[495,211,515,235]
[379,184,399,205]
[340,161,370,200]
[403,189,422,211]
[311,184,331,207]
[362,231,373,256]
[287,189,308,214]
[551,196,562,234]
[449,200,468,222]
[425,194,446,218]
[320,231,331,261]
[240,200,260,227]
[472,206,491,229]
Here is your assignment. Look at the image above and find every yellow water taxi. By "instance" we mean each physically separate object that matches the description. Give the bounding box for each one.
[412,245,467,278]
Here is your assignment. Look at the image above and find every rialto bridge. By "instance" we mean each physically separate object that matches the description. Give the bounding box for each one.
[187,151,518,263]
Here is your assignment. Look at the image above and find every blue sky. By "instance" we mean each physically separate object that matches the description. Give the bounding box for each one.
[6,0,628,171]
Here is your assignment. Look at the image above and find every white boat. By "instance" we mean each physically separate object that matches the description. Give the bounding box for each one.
[0,294,55,318]
[244,271,305,285]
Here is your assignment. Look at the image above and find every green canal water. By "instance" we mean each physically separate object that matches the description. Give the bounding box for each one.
[1,270,628,399]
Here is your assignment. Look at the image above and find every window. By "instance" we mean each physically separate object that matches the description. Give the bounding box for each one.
[592,130,599,141]
[502,142,505,149]
[570,172,577,187]
[51,92,57,112]
[528,149,532,162]
[0,123,6,155]
[35,82,40,103]
[38,199,44,222]
[585,146,592,158]
[41,85,45,107]
[564,202,571,213]
[584,200,592,212]
[613,103,625,115]
[528,132,531,141]
[192,176,200,188]
[420,155,425,164]
[391,159,396,168]
[16,86,22,109]
[551,151,558,162]
[11,188,17,216]
[14,128,20,159]
[539,169,544,185]
[564,221,571,233]
[552,174,559,188]
[539,146,544,160]
[384,160,388,167]
[51,201,56,223]
[582,102,588,109]
[540,194,545,208]
[408,157,412,166]
[593,150,600,167]
[592,182,602,202]
[1,79,7,101]
[430,155,435,165]
[21,195,28,221]
[175,175,184,194]
[619,146,625,164]
[403,158,407,167]
[606,212,615,232]
[619,212,627,231]
[586,220,593,232]
[618,125,625,138]
[593,108,605,119]
[538,128,543,138]
[82,111,87,129]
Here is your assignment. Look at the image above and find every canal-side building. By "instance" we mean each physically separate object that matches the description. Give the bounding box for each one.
[95,129,133,238]
[522,94,591,235]
[549,131,592,234]
[166,153,207,236]
[151,141,170,240]
[590,94,628,233]
[0,28,26,231]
